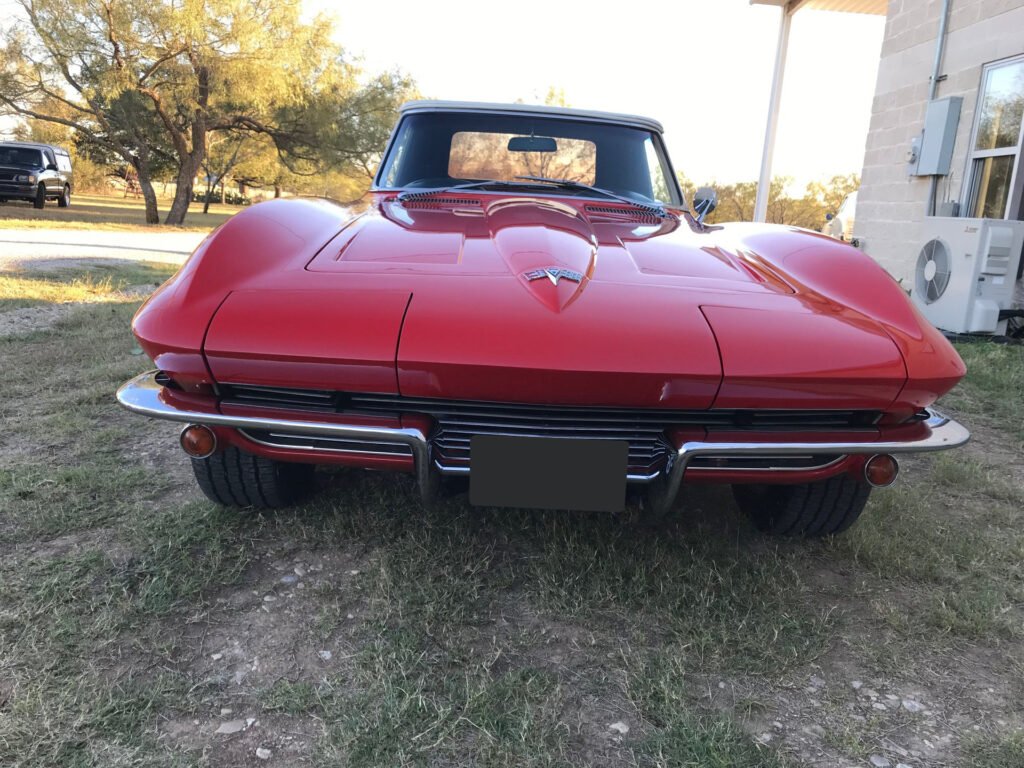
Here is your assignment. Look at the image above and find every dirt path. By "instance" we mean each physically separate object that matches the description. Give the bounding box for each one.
[0,228,202,269]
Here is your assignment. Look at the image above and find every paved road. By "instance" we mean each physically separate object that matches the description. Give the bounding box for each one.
[0,228,206,270]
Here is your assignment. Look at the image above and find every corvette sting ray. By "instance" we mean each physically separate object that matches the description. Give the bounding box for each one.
[117,100,969,536]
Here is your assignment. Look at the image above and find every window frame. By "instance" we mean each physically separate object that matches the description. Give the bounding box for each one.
[963,53,1024,220]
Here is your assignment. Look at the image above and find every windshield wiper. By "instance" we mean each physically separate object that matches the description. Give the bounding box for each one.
[514,175,673,219]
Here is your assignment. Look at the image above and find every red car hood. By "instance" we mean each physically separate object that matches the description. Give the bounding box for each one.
[200,196,911,410]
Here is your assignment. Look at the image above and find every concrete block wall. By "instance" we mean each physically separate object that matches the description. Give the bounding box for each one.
[856,0,1024,285]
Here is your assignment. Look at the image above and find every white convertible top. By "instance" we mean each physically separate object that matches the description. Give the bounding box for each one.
[400,100,665,134]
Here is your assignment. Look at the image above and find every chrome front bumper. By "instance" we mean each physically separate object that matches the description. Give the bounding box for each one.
[117,371,970,503]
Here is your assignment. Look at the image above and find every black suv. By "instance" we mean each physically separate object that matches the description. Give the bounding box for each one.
[0,141,74,209]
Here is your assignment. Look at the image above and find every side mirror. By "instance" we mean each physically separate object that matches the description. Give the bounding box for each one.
[46,163,58,171]
[692,186,717,223]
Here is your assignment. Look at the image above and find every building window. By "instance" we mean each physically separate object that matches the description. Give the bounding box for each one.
[966,55,1024,219]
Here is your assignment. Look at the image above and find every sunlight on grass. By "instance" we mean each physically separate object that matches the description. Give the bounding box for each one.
[0,192,239,231]
[0,262,176,312]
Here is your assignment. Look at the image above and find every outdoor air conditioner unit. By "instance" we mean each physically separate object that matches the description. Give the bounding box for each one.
[911,217,1024,334]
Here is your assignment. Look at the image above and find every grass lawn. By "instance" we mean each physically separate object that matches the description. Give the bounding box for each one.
[1,265,1023,767]
[0,192,240,232]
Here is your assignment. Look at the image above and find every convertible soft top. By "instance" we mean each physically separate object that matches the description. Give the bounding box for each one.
[399,100,666,134]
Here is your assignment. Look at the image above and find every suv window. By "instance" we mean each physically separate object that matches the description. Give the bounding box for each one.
[0,147,44,167]
[56,154,72,172]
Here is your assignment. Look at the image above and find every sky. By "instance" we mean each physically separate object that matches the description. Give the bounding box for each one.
[311,0,886,189]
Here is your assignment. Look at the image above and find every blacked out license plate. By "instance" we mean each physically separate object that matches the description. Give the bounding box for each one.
[469,435,627,512]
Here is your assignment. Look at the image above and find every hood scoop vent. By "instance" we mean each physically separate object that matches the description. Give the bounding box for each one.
[585,204,665,223]
[399,197,482,208]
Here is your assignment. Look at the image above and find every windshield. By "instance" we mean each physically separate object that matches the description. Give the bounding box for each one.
[0,146,44,168]
[377,111,681,206]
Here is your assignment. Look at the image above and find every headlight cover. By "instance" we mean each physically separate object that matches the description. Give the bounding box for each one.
[15,174,37,184]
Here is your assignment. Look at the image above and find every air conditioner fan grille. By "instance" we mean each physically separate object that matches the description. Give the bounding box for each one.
[915,238,951,305]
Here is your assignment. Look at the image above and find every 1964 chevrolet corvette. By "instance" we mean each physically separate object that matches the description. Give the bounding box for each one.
[117,100,970,536]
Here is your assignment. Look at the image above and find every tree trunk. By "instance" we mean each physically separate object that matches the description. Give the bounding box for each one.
[165,160,199,225]
[274,183,281,199]
[219,181,225,204]
[203,178,213,214]
[132,159,160,225]
[162,73,208,226]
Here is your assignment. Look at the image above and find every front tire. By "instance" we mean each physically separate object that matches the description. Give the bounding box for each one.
[33,185,46,209]
[733,474,871,538]
[58,185,71,208]
[191,447,315,509]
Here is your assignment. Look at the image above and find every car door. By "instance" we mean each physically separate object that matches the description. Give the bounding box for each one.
[42,148,58,194]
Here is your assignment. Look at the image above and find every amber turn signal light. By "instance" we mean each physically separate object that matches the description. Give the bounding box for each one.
[180,424,217,459]
[864,454,899,488]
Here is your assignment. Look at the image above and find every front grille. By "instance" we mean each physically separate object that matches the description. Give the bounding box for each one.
[218,383,883,474]
[347,395,678,473]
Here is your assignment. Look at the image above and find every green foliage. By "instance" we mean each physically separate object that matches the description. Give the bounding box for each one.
[0,0,416,223]
[679,172,859,230]
[67,154,111,193]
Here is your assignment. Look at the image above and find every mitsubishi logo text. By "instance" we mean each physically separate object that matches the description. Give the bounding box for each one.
[523,267,584,286]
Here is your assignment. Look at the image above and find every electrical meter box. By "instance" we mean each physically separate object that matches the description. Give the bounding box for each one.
[916,96,962,176]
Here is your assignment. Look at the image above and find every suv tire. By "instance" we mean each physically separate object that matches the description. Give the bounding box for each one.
[58,185,71,208]
[33,185,46,209]
[191,447,315,509]
[733,475,871,538]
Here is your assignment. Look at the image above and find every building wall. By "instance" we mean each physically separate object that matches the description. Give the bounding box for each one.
[856,0,1024,285]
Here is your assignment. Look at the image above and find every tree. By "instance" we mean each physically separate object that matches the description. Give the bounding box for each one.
[199,133,255,213]
[1,19,169,222]
[0,0,415,224]
[677,172,859,230]
[806,173,860,219]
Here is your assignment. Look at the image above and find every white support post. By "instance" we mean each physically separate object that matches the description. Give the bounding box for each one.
[754,4,793,223]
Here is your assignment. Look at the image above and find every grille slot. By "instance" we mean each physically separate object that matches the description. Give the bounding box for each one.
[688,455,843,471]
[222,383,339,411]
[240,429,412,456]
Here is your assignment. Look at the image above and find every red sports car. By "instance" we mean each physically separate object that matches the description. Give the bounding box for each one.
[118,100,969,536]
